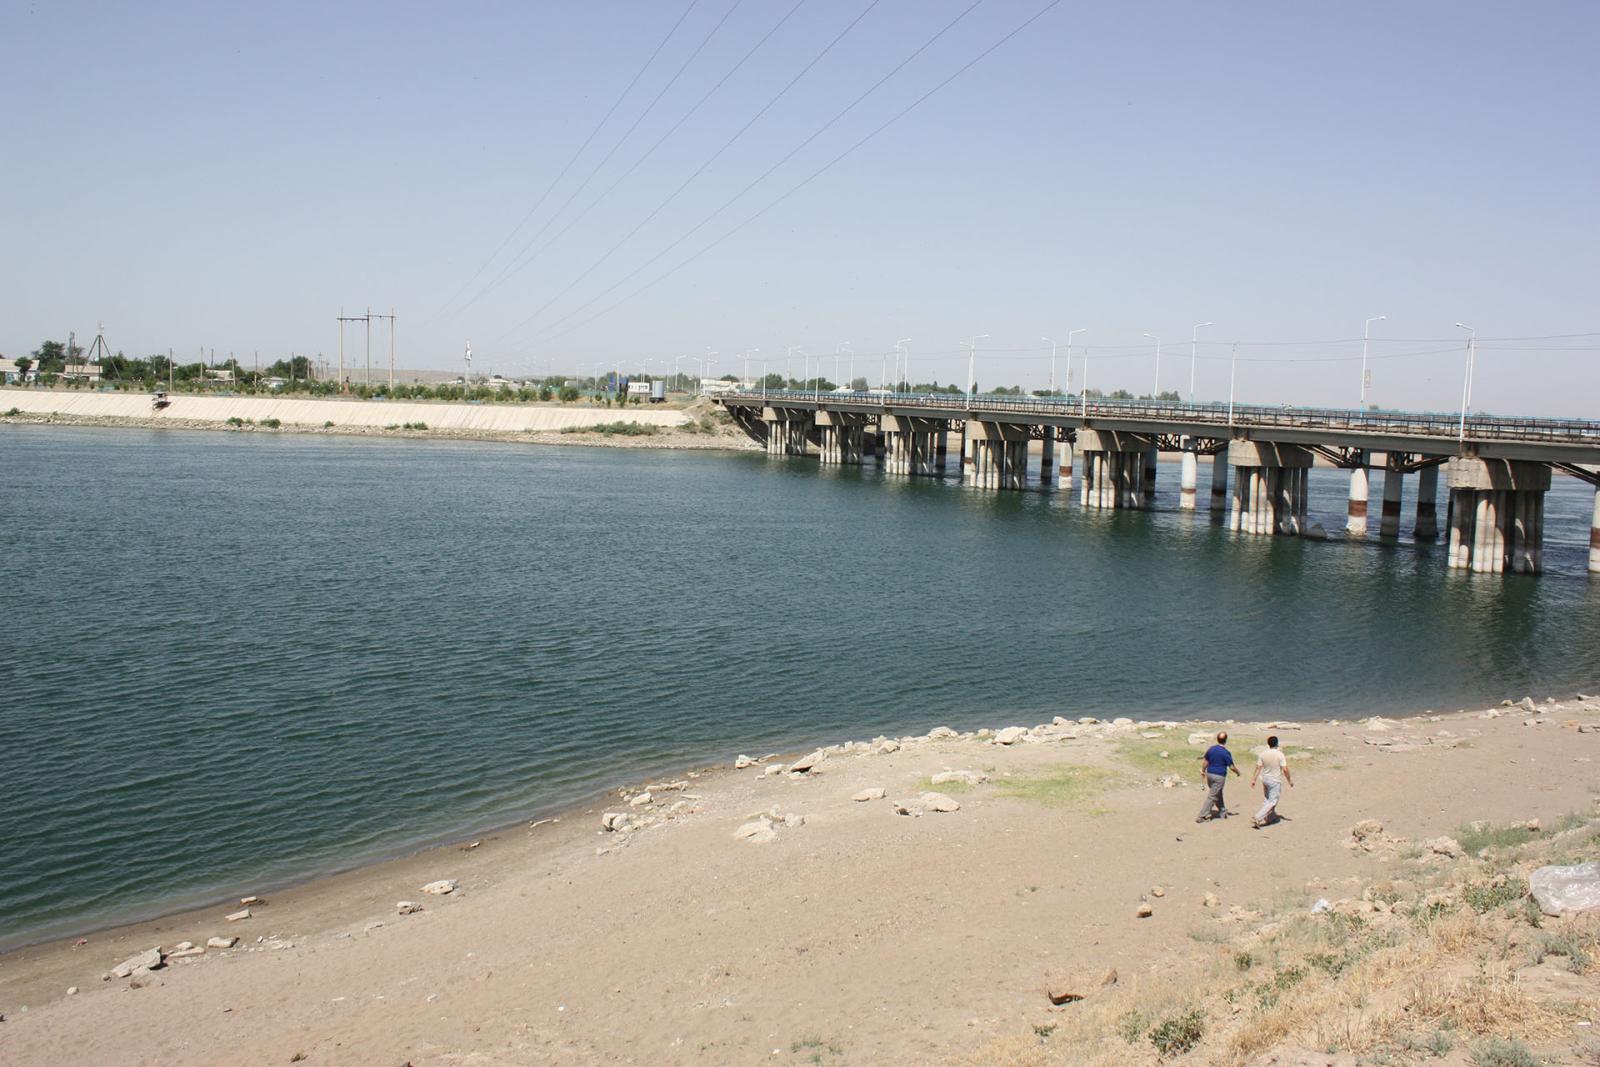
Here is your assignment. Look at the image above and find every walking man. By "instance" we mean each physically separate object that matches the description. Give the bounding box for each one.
[1196,731,1239,823]
[1251,735,1293,828]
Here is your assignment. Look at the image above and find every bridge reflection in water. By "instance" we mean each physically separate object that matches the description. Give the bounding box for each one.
[715,390,1600,577]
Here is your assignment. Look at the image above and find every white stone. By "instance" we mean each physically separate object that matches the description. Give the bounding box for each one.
[1187,732,1213,746]
[206,937,237,949]
[1112,717,1134,727]
[763,764,786,777]
[994,727,1028,745]
[783,813,806,829]
[397,901,422,915]
[239,896,260,906]
[852,787,886,802]
[927,726,958,739]
[225,908,251,922]
[930,770,987,786]
[172,941,194,952]
[167,946,205,959]
[876,740,900,754]
[1520,696,1538,712]
[734,754,756,769]
[66,986,78,995]
[1078,717,1099,725]
[1425,836,1465,859]
[1136,903,1153,918]
[600,811,630,831]
[1203,892,1220,909]
[420,879,458,895]
[628,792,653,807]
[920,791,961,813]
[733,820,777,844]
[111,948,163,978]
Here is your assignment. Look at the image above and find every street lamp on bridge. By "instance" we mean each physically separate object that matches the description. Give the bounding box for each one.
[835,341,851,393]
[1066,328,1085,393]
[1143,331,1163,399]
[1042,336,1058,395]
[895,338,911,393]
[1361,315,1386,409]
[962,334,989,402]
[1455,322,1476,442]
[1189,322,1213,404]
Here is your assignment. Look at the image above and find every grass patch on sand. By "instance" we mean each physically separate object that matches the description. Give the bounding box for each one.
[996,765,1116,807]
[1113,733,1319,781]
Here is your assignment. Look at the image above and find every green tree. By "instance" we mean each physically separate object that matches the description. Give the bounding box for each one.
[14,356,33,378]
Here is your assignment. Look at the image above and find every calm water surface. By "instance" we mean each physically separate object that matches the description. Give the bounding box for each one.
[2,425,1597,948]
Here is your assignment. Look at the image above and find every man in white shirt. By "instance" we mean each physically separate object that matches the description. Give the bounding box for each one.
[1250,735,1293,828]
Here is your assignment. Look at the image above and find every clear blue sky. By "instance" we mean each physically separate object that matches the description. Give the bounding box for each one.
[4,1,1596,414]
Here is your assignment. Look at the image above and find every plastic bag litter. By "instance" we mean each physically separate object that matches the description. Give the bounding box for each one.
[1530,862,1600,916]
[1311,898,1332,914]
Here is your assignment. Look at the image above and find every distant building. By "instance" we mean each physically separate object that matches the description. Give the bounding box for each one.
[263,376,288,391]
[627,380,651,398]
[698,378,741,395]
[205,368,234,384]
[63,363,103,383]
[0,358,25,384]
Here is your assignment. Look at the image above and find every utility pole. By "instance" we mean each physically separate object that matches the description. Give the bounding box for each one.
[369,309,397,391]
[336,308,368,393]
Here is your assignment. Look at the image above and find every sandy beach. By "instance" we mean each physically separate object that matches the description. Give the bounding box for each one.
[3,693,1599,1066]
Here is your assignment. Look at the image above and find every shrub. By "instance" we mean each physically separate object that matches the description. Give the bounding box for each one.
[1233,951,1254,972]
[560,421,660,437]
[225,416,248,427]
[323,420,334,428]
[1148,1008,1204,1058]
[1470,1036,1544,1067]
[402,421,428,431]
[558,386,580,403]
[259,418,281,428]
[1463,876,1528,914]
[4,407,19,416]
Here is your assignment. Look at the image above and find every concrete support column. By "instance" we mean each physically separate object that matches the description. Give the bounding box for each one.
[1379,463,1405,538]
[1446,458,1551,575]
[1041,431,1055,488]
[1414,463,1440,541]
[1591,487,1600,574]
[1228,441,1313,537]
[936,428,949,471]
[1210,453,1228,513]
[1346,454,1369,537]
[1179,450,1198,510]
[1058,439,1074,490]
[1142,446,1158,504]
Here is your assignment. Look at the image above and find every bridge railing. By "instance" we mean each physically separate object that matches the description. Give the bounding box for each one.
[719,389,1600,445]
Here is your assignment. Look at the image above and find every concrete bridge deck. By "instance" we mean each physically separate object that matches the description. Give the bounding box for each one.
[714,389,1600,576]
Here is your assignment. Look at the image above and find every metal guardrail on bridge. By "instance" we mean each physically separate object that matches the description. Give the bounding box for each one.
[719,389,1600,447]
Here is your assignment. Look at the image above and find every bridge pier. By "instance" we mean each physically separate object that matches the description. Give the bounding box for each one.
[1078,429,1150,509]
[1143,446,1159,503]
[937,428,949,472]
[965,422,1029,489]
[881,415,941,476]
[1446,458,1550,574]
[1413,463,1441,541]
[1179,449,1198,510]
[1210,453,1228,512]
[1058,438,1074,490]
[1346,453,1369,537]
[1379,458,1405,538]
[1229,441,1311,536]
[762,407,813,456]
[816,410,866,465]
[1591,487,1600,573]
[1040,431,1055,487]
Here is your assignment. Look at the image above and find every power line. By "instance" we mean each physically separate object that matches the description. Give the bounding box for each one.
[424,0,701,324]
[459,0,748,312]
[517,0,1073,350]
[461,0,809,312]
[491,0,890,345]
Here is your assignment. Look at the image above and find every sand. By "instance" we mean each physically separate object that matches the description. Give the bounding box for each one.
[2,692,1597,1065]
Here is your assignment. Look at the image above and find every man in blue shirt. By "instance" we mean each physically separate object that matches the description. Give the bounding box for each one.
[1196,731,1240,823]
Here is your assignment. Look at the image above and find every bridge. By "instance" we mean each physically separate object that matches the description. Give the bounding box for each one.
[713,389,1600,577]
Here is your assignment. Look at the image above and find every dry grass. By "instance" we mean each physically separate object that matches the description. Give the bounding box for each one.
[969,811,1600,1066]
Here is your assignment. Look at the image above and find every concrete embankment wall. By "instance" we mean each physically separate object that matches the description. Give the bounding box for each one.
[0,388,687,432]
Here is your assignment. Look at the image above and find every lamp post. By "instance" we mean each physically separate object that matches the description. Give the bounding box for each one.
[1065,328,1085,393]
[1189,321,1213,405]
[1228,342,1238,424]
[895,338,911,394]
[786,344,801,391]
[1361,315,1386,409]
[1042,336,1058,395]
[1080,348,1090,417]
[1455,322,1476,442]
[1143,331,1162,399]
[835,341,850,393]
[962,334,988,402]
[739,347,754,389]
